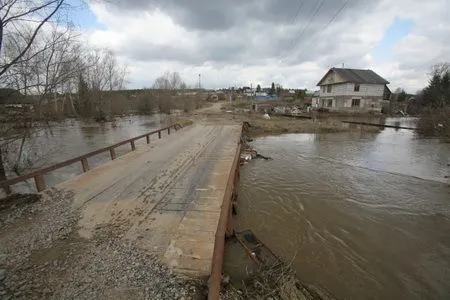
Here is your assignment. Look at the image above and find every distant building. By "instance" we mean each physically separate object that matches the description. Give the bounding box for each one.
[254,95,278,101]
[242,87,256,97]
[316,68,391,112]
[311,91,320,108]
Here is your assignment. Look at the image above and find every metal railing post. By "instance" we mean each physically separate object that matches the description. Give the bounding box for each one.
[158,131,161,139]
[110,148,116,160]
[81,158,89,172]
[146,135,150,144]
[34,174,46,192]
[130,140,136,151]
[168,127,171,135]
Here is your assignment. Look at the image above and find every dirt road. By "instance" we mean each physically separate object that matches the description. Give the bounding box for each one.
[0,122,241,299]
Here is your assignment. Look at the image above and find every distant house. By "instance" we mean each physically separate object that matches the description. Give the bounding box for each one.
[316,68,391,112]
[254,95,278,101]
[311,91,320,108]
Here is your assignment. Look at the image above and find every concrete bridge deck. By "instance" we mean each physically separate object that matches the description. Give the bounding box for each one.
[57,123,241,278]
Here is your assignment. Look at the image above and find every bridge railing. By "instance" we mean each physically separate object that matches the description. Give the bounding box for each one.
[0,123,183,193]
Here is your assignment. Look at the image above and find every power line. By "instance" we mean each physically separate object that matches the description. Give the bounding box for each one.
[276,0,307,63]
[295,0,348,61]
[289,0,306,26]
[285,0,325,55]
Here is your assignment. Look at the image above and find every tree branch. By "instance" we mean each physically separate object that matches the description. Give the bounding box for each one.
[1,0,19,20]
[0,0,64,77]
[0,34,71,68]
[3,0,58,25]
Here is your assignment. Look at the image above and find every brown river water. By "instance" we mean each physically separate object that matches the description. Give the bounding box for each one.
[5,115,164,193]
[229,118,450,300]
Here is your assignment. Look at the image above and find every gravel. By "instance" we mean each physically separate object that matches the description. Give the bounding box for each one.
[2,240,203,300]
[0,189,78,265]
[0,188,205,300]
[0,193,41,228]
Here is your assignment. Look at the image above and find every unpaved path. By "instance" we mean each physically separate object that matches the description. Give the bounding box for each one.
[0,122,241,299]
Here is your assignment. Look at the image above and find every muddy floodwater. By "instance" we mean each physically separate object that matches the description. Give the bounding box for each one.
[230,118,450,300]
[6,115,165,193]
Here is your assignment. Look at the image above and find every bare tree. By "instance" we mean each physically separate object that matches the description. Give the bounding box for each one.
[0,0,67,77]
[77,48,127,118]
[153,71,171,90]
[104,50,127,91]
[1,27,82,183]
[169,72,184,91]
[3,24,84,116]
[0,1,126,194]
[153,71,186,91]
[0,0,67,194]
[429,62,450,79]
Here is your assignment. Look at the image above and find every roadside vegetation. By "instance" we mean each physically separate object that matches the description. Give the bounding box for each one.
[413,64,450,142]
[393,63,450,142]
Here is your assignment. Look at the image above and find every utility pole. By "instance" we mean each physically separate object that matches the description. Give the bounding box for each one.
[198,74,201,89]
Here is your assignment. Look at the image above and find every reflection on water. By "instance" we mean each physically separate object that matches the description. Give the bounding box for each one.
[7,115,164,192]
[232,119,450,300]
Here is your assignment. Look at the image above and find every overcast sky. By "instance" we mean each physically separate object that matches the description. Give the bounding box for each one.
[71,0,449,92]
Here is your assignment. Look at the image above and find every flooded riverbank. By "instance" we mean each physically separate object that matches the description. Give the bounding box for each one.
[228,122,450,299]
[3,115,166,193]
[2,110,449,299]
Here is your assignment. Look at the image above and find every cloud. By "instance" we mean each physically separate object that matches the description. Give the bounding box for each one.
[85,0,450,92]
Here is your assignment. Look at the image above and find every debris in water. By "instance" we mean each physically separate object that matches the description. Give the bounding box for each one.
[224,230,331,299]
[240,134,272,164]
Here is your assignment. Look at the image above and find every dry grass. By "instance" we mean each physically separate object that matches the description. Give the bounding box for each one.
[222,261,328,300]
[172,103,381,138]
[230,113,381,138]
[417,108,450,142]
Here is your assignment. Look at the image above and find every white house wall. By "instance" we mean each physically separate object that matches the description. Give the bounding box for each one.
[319,83,385,97]
[320,71,346,85]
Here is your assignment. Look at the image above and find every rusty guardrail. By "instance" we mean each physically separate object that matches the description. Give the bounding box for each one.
[208,124,242,300]
[0,123,183,193]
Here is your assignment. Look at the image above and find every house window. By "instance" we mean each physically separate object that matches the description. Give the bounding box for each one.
[354,84,360,92]
[327,85,332,93]
[322,86,326,93]
[327,99,333,107]
[351,98,360,107]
